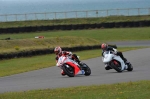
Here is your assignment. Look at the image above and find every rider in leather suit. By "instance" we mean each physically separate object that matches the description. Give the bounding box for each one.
[54,46,82,75]
[101,43,129,70]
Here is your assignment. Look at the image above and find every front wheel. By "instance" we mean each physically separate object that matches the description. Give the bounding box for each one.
[62,64,75,77]
[127,63,133,71]
[81,63,91,76]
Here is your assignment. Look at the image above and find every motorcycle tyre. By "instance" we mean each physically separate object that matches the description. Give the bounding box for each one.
[81,63,91,76]
[62,64,75,77]
[110,62,122,72]
[127,63,133,71]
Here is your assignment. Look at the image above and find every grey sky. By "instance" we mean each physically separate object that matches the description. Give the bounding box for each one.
[1,0,141,3]
[0,0,148,15]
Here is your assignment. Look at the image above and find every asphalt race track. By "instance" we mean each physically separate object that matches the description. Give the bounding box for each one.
[0,41,150,93]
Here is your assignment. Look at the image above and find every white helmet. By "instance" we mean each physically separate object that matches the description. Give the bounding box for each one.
[54,46,62,55]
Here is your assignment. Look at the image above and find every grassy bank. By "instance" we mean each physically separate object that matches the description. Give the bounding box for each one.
[0,15,150,28]
[0,80,150,99]
[0,27,150,54]
[0,36,99,54]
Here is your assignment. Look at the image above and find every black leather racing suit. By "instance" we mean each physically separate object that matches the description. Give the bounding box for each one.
[102,45,127,63]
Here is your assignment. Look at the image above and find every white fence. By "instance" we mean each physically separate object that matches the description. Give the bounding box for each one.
[0,8,150,22]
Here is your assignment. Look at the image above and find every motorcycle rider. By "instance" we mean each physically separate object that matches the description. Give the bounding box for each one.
[54,46,83,75]
[101,43,130,70]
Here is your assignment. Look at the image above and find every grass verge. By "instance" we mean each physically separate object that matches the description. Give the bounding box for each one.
[0,80,150,99]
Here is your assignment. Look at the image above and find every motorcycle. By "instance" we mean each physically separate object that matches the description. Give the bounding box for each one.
[56,54,91,77]
[102,50,133,72]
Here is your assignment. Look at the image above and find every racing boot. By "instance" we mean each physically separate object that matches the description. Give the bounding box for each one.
[77,70,85,75]
[123,58,130,65]
[61,70,66,76]
[123,58,131,70]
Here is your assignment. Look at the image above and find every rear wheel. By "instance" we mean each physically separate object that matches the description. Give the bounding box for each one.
[110,61,122,72]
[62,64,75,77]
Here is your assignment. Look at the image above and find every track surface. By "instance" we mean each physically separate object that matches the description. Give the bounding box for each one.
[0,41,150,93]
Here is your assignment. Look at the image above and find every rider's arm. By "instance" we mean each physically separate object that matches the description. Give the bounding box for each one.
[55,56,59,63]
[107,47,117,54]
[112,48,118,54]
[108,44,117,49]
[101,51,104,57]
[63,51,72,56]
[106,47,113,51]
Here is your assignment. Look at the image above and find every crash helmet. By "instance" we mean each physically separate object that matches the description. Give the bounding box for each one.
[101,43,108,50]
[54,46,62,55]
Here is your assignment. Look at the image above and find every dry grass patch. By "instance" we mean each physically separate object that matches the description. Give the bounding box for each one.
[0,36,100,54]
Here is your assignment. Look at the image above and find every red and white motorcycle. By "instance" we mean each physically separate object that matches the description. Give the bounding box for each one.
[102,50,133,72]
[56,54,91,77]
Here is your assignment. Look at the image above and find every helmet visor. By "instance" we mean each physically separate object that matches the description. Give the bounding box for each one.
[54,51,59,55]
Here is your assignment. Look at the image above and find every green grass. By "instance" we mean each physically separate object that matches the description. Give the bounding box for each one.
[0,27,150,54]
[0,27,149,98]
[0,80,150,99]
[0,47,147,77]
[0,27,150,76]
[0,15,150,28]
[0,27,150,40]
[0,16,150,98]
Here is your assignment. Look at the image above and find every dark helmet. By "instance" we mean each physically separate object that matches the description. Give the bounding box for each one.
[101,43,107,50]
[54,46,62,55]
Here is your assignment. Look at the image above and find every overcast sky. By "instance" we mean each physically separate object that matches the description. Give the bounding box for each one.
[0,0,148,14]
[1,0,142,3]
[0,0,147,5]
